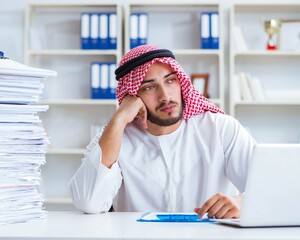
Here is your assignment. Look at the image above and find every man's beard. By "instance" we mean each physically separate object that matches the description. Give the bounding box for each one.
[147,101,183,127]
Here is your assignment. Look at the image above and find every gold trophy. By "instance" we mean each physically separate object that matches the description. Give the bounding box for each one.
[264,19,281,50]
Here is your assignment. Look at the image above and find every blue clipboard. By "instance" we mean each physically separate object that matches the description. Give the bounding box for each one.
[137,212,212,223]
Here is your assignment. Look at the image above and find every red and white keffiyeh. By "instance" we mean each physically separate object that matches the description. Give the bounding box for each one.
[116,45,224,119]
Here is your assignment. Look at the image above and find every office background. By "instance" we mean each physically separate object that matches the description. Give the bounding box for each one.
[1,0,300,211]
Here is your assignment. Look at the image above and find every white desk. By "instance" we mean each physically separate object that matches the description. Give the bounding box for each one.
[1,211,300,240]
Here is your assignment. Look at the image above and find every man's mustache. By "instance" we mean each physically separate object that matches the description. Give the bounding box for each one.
[156,101,178,111]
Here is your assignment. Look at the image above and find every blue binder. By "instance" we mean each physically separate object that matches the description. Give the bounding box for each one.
[81,13,91,49]
[99,13,109,49]
[90,13,100,49]
[90,62,117,99]
[130,13,139,49]
[109,63,117,98]
[210,12,219,49]
[138,13,148,46]
[200,12,210,49]
[91,62,100,98]
[108,13,117,49]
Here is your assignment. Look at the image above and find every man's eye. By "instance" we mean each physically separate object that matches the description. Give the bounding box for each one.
[142,85,155,91]
[167,78,176,83]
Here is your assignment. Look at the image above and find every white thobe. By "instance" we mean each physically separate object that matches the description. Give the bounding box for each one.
[69,112,256,213]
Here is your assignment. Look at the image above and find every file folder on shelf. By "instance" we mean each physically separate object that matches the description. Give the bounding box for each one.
[108,13,117,49]
[90,62,116,99]
[99,13,109,49]
[130,13,139,49]
[138,13,148,46]
[200,12,210,49]
[200,12,219,49]
[91,63,100,98]
[210,12,219,49]
[81,13,90,49]
[90,14,99,49]
[109,63,117,97]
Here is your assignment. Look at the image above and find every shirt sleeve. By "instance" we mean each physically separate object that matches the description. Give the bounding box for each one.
[219,115,257,193]
[68,132,123,213]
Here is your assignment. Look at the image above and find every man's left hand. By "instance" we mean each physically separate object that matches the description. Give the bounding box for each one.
[194,193,243,219]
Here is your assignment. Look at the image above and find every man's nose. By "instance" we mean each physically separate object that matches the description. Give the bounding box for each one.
[158,86,170,103]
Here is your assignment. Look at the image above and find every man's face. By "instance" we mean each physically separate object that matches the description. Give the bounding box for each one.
[137,62,183,127]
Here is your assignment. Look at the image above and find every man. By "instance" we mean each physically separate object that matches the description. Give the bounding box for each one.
[69,45,256,219]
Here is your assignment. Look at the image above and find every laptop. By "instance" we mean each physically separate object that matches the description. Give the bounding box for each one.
[215,144,300,227]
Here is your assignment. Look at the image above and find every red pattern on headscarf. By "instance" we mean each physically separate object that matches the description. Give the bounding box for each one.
[116,45,224,118]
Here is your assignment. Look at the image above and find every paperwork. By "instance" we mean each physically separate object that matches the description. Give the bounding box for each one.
[0,52,55,225]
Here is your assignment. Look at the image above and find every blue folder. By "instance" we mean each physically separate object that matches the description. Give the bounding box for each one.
[137,212,212,223]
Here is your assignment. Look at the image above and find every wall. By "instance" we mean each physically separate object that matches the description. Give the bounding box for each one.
[1,0,299,112]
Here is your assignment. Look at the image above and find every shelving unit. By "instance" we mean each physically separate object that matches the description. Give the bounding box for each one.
[124,2,224,109]
[230,3,300,143]
[24,3,122,209]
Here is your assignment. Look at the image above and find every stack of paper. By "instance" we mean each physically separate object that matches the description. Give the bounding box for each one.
[0,52,56,225]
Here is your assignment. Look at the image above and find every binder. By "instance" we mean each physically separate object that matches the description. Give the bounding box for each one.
[138,13,148,46]
[100,63,109,98]
[81,13,90,49]
[91,62,116,99]
[108,13,117,49]
[130,13,139,49]
[109,63,117,98]
[200,12,210,49]
[99,13,109,49]
[210,12,219,49]
[91,63,100,99]
[90,14,99,49]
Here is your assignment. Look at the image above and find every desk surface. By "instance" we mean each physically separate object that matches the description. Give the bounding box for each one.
[1,211,300,240]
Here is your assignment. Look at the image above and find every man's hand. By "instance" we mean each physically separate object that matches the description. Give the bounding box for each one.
[99,95,148,169]
[194,193,243,219]
[116,95,148,129]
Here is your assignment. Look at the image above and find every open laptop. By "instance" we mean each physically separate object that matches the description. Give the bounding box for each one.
[215,144,300,227]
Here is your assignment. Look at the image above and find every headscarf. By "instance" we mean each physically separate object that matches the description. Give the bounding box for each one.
[115,45,224,119]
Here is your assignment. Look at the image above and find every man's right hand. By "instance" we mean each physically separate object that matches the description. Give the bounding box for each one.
[99,95,147,169]
[115,95,148,130]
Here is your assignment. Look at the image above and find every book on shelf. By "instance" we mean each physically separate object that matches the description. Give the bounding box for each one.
[81,12,117,50]
[200,12,219,49]
[233,25,248,51]
[90,62,116,99]
[130,13,148,49]
[236,72,265,101]
[0,51,56,225]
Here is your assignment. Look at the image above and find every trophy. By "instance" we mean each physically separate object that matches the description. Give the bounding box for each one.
[264,19,281,50]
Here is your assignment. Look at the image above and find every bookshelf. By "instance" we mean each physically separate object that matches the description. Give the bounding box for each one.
[24,3,122,209]
[124,2,225,109]
[230,3,300,143]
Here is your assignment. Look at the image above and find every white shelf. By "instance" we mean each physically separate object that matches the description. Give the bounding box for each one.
[41,99,118,106]
[125,2,224,110]
[233,101,300,106]
[25,3,122,206]
[172,49,221,55]
[234,51,300,57]
[230,3,300,144]
[47,148,86,155]
[28,49,120,56]
[45,197,72,204]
